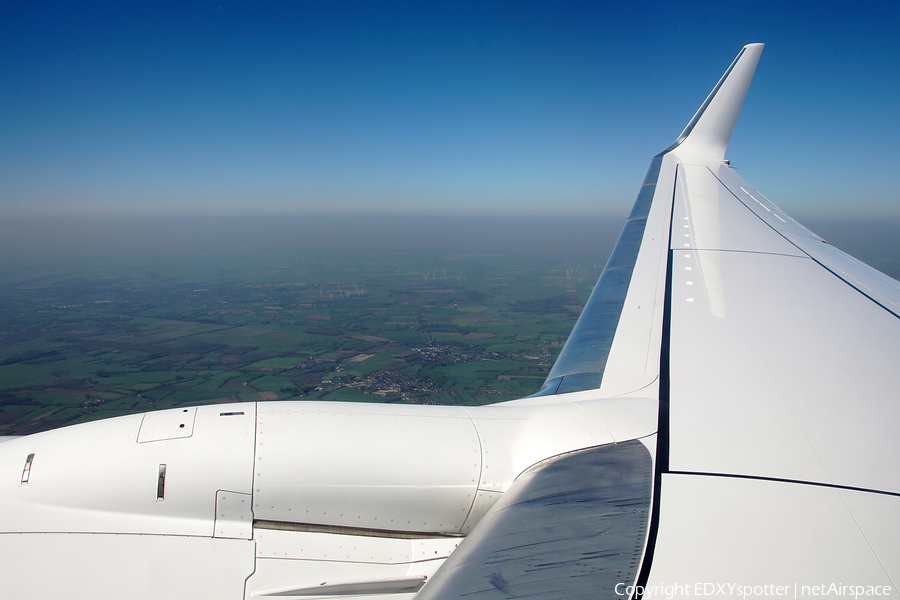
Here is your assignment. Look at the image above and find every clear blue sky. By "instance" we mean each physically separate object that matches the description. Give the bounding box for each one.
[2,1,898,220]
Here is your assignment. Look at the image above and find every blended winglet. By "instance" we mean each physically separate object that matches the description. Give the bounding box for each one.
[668,43,764,163]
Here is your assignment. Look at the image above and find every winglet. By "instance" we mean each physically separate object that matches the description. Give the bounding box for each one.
[668,43,764,163]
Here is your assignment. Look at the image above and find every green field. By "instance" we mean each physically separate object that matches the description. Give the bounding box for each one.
[0,243,605,434]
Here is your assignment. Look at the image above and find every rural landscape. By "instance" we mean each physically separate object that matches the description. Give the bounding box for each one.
[0,220,609,435]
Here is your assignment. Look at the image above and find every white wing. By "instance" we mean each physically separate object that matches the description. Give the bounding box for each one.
[418,42,900,598]
[638,45,900,595]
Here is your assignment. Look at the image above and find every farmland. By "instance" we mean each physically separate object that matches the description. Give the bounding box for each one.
[0,221,609,434]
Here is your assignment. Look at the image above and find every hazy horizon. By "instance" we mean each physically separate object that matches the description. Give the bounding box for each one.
[1,213,898,281]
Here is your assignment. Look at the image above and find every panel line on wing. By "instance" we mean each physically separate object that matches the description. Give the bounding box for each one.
[673,248,811,259]
[712,169,900,319]
[666,471,900,498]
[799,252,900,319]
[457,408,487,535]
[253,520,461,540]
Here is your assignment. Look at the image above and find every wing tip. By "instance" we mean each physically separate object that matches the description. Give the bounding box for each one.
[668,43,764,163]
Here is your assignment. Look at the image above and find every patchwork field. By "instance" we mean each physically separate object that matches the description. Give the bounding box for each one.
[0,243,606,434]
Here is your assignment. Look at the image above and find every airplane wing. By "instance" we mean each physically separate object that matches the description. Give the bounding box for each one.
[1,44,898,599]
[634,45,900,595]
[415,43,900,598]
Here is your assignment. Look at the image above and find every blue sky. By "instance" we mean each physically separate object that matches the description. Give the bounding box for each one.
[2,1,898,220]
